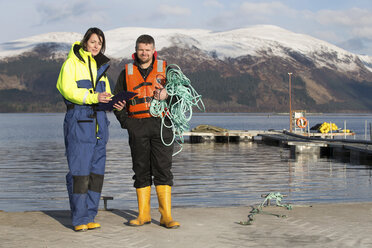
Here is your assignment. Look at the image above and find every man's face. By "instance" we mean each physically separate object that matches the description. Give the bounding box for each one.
[136,43,155,64]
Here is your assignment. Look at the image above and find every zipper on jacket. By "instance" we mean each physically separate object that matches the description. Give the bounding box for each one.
[88,56,96,90]
[88,56,98,137]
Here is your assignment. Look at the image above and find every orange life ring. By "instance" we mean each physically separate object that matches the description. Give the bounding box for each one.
[296,117,308,128]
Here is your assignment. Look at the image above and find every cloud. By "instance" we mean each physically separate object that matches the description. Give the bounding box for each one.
[203,0,224,9]
[121,3,192,28]
[352,27,372,38]
[239,1,297,18]
[35,0,106,25]
[337,37,372,55]
[316,8,372,27]
[315,8,372,39]
[339,38,366,50]
[205,1,299,29]
[313,30,340,43]
[156,4,191,17]
[202,1,372,54]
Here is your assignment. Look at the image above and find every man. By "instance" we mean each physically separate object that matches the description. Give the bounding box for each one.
[114,34,180,229]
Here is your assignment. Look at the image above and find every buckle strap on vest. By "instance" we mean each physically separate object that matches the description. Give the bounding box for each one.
[129,110,151,116]
[133,82,153,90]
[129,96,152,106]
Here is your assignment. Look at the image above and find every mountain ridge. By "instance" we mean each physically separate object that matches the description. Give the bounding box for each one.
[1,25,372,113]
[1,25,371,64]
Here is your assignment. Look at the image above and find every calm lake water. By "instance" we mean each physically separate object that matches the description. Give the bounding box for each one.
[0,112,372,212]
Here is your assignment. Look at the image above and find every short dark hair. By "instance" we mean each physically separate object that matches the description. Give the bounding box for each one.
[135,34,155,50]
[81,27,106,54]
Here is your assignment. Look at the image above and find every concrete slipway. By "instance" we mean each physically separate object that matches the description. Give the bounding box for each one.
[1,202,372,248]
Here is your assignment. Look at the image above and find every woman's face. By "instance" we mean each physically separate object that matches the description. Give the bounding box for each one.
[86,33,102,56]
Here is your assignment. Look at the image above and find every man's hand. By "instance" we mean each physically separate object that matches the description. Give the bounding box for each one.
[154,86,168,100]
[98,92,112,103]
[113,100,126,111]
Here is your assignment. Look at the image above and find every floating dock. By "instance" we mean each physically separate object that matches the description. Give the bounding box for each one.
[183,129,372,165]
[259,131,372,165]
[183,129,354,143]
[183,130,277,143]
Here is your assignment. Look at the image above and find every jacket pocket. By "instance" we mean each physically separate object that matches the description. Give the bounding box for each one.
[75,118,96,143]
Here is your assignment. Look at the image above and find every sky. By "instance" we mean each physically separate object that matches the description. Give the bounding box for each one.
[1,0,372,55]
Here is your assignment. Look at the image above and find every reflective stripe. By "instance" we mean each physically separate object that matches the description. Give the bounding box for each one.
[128,63,133,75]
[157,60,163,72]
[82,90,89,104]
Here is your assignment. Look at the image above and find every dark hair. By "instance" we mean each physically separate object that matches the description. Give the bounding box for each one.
[81,27,106,54]
[135,34,155,50]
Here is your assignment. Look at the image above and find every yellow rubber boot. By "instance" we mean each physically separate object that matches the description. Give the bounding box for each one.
[74,224,88,232]
[87,222,101,230]
[156,185,180,229]
[129,186,152,226]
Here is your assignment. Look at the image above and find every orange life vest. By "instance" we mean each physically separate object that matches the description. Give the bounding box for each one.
[126,59,166,119]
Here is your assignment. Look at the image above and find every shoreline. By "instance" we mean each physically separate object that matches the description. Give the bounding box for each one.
[1,199,372,212]
[2,111,372,115]
[1,202,372,247]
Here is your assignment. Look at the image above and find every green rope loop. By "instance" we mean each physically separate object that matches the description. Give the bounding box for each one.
[150,64,205,156]
[260,192,292,210]
[239,192,292,225]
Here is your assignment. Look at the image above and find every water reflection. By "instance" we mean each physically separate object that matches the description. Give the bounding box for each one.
[1,113,372,212]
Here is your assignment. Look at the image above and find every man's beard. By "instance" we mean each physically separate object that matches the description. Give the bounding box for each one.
[139,57,151,64]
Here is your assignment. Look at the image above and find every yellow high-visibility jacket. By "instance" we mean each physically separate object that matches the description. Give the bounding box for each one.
[56,41,111,105]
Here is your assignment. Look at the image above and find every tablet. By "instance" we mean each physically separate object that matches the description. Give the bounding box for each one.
[97,91,137,111]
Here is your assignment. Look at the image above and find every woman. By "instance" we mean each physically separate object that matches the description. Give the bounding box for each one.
[56,27,124,232]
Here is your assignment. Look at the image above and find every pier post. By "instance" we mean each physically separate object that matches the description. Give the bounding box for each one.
[101,196,114,210]
[365,120,368,140]
[288,72,293,132]
[344,121,346,139]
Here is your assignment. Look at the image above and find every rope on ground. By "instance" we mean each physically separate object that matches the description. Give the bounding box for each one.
[238,192,292,225]
[150,64,205,156]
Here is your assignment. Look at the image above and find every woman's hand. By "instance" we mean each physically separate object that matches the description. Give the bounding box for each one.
[113,100,126,111]
[98,92,112,103]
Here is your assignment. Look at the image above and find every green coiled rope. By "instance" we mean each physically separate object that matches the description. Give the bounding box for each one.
[239,192,292,225]
[150,64,205,156]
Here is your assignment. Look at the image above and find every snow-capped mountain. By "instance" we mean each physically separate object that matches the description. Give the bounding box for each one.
[1,25,371,73]
[358,55,372,72]
[1,25,372,113]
